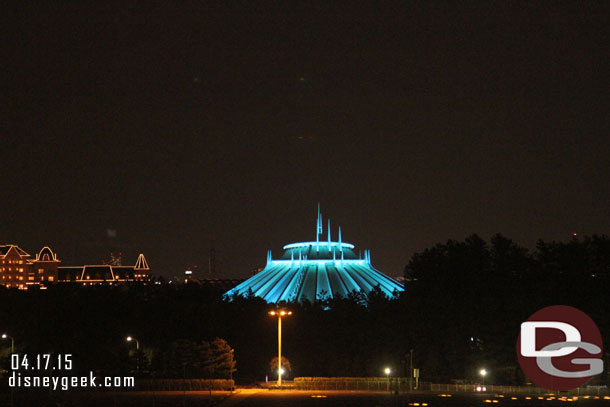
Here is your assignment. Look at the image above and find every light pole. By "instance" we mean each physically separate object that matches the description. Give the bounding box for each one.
[607,353,610,388]
[1,333,14,353]
[480,368,487,386]
[269,309,292,386]
[384,367,391,392]
[126,336,140,372]
[409,349,414,390]
[126,336,140,350]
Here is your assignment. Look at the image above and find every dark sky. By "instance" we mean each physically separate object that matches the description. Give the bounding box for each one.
[2,2,609,279]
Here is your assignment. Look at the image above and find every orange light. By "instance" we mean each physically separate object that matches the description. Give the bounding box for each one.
[269,309,292,317]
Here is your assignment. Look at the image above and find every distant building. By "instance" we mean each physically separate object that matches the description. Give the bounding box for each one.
[0,245,150,289]
[224,206,404,303]
[58,253,150,284]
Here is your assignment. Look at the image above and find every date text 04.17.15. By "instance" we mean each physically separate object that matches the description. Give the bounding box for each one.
[11,354,73,371]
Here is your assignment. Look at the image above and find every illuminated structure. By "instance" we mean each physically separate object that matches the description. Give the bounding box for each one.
[0,245,60,289]
[224,206,404,303]
[58,252,151,284]
[0,245,150,289]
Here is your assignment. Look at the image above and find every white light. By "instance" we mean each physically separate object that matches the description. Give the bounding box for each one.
[278,368,285,375]
[384,367,391,375]
[283,241,355,250]
[1,334,6,339]
[126,336,133,342]
[480,368,487,376]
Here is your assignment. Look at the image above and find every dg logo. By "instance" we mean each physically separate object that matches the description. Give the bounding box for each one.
[517,305,604,391]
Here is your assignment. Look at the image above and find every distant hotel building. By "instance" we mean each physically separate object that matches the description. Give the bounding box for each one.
[0,245,150,289]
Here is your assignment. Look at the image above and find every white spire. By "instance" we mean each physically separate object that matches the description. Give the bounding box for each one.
[327,219,331,251]
[317,203,323,235]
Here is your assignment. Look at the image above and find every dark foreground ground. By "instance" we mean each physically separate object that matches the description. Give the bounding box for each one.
[1,389,610,407]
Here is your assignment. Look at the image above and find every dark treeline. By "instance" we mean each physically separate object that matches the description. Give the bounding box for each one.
[0,234,608,385]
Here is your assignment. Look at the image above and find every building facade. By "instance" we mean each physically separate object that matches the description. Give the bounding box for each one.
[0,245,150,289]
[224,206,404,303]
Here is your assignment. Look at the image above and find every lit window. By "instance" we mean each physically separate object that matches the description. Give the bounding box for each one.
[48,276,54,282]
[19,276,23,280]
[28,276,34,281]
[38,269,44,274]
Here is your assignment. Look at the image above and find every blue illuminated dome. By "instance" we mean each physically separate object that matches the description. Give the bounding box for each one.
[224,206,404,303]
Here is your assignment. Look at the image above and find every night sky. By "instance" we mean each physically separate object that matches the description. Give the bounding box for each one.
[3,2,609,279]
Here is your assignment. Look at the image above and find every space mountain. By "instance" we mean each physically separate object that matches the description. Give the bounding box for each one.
[224,206,404,303]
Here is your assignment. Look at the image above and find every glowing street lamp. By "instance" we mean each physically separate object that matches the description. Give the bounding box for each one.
[126,336,140,350]
[126,336,141,372]
[480,368,487,385]
[268,309,292,386]
[1,333,14,353]
[384,367,391,392]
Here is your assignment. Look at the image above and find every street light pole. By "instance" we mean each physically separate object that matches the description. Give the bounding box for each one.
[607,353,610,388]
[480,368,487,386]
[126,336,140,350]
[278,315,282,386]
[1,334,14,353]
[269,309,292,387]
[126,336,140,371]
[384,367,391,392]
[409,349,414,390]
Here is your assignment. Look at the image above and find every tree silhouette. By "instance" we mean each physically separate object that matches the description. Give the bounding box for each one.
[270,356,291,378]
